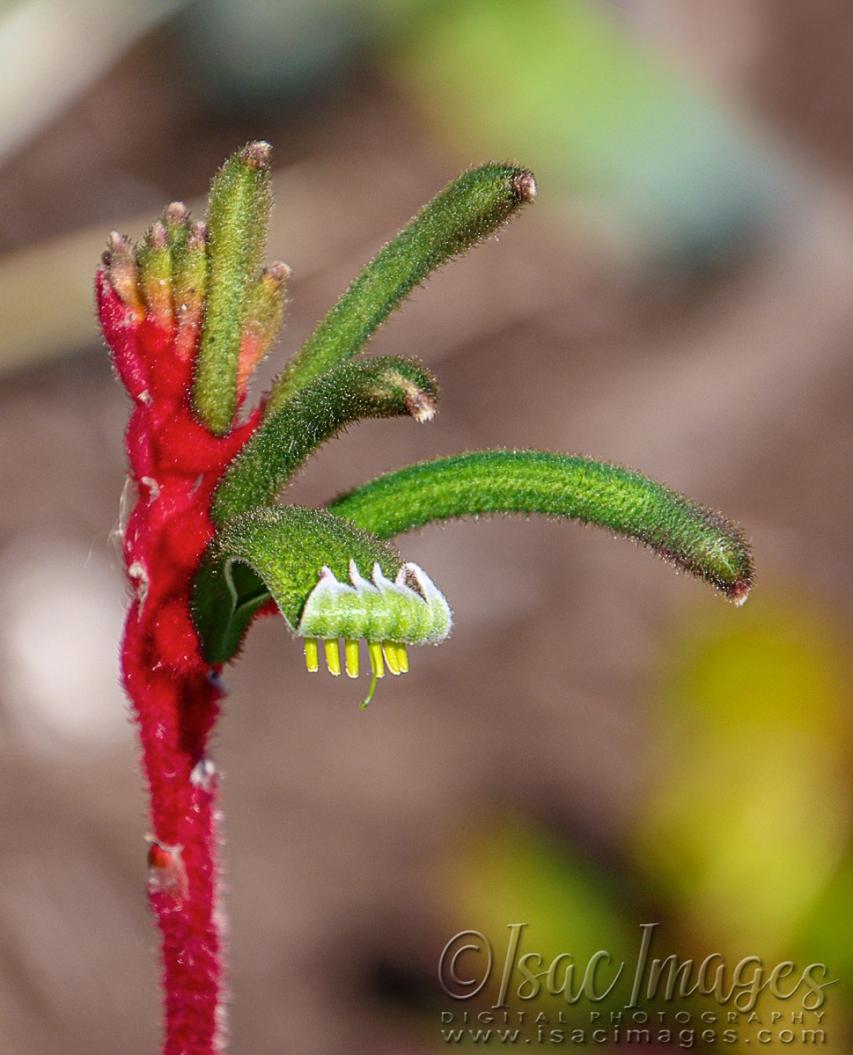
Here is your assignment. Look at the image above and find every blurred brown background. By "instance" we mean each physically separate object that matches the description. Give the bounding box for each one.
[0,1,851,1052]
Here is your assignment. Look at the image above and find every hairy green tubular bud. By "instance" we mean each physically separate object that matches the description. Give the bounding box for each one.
[269,162,536,409]
[329,450,753,603]
[193,141,273,434]
[211,355,439,524]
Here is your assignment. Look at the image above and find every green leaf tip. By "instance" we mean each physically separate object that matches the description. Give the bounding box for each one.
[211,356,439,525]
[192,506,450,667]
[328,450,753,603]
[193,141,273,434]
[268,161,536,410]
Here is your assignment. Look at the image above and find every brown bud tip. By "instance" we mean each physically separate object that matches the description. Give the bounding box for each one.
[188,220,208,249]
[164,201,189,226]
[107,230,130,255]
[264,260,292,285]
[512,171,537,204]
[148,220,169,249]
[728,581,751,607]
[404,385,437,424]
[241,140,272,169]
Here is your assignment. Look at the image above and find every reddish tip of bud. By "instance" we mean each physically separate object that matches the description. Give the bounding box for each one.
[512,171,537,204]
[106,232,144,317]
[264,260,292,285]
[188,220,207,249]
[728,580,751,607]
[108,230,130,254]
[241,140,272,169]
[149,220,169,249]
[164,201,189,226]
[401,381,437,423]
[406,390,437,423]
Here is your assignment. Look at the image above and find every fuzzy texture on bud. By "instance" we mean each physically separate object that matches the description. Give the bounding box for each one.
[212,355,438,524]
[268,162,536,410]
[193,142,273,434]
[329,451,753,602]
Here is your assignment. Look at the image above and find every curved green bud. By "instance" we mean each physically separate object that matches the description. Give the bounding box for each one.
[192,506,450,667]
[328,450,753,603]
[268,162,536,410]
[193,141,272,434]
[212,356,438,525]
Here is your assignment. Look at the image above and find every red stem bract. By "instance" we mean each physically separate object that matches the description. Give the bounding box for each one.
[98,271,261,1054]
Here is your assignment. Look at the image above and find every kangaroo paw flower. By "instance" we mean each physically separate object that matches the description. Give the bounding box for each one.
[99,139,751,1055]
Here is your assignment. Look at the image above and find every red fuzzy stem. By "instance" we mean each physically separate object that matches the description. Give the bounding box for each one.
[99,271,260,1054]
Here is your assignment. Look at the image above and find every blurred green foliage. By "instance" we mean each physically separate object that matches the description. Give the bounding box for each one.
[181,0,788,264]
[635,592,851,956]
[445,817,632,991]
[389,0,786,265]
[428,590,851,1048]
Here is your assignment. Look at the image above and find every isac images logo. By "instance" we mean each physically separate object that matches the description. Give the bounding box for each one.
[437,923,836,1047]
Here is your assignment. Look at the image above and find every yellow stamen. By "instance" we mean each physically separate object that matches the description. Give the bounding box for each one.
[324,639,341,676]
[345,639,360,678]
[396,644,409,673]
[383,642,401,675]
[304,639,319,673]
[368,642,385,679]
